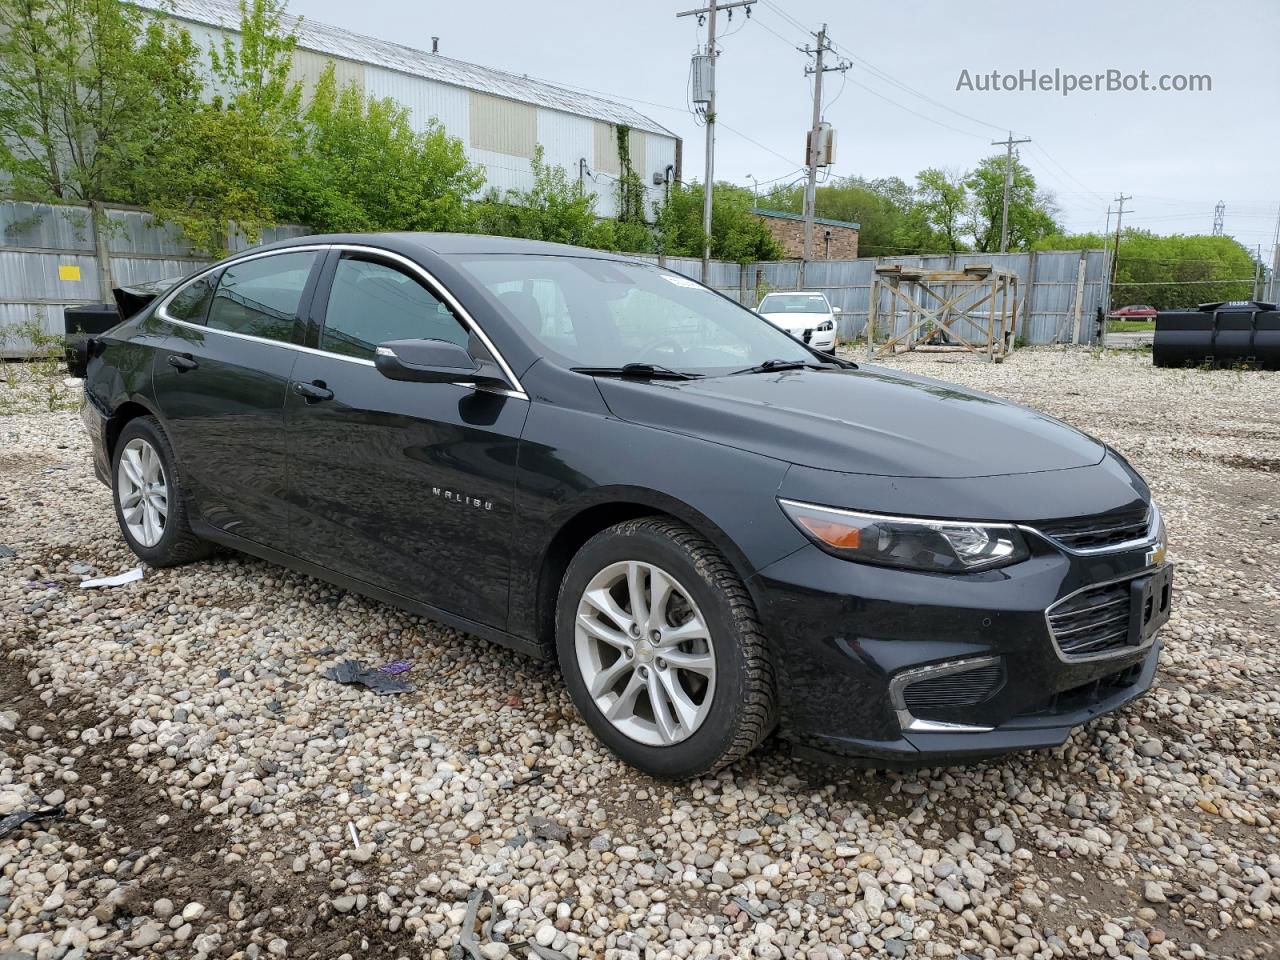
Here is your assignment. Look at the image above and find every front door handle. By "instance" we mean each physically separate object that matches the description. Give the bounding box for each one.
[293,380,334,403]
[167,353,198,372]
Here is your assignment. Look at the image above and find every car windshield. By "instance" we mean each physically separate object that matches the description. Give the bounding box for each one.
[758,293,829,314]
[450,255,818,375]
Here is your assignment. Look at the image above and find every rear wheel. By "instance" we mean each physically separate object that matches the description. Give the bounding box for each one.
[111,416,211,567]
[556,517,777,779]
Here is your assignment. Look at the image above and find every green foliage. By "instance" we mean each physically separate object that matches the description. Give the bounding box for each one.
[655,182,782,264]
[1034,229,1257,309]
[142,0,303,251]
[277,64,481,232]
[914,168,967,252]
[964,154,1058,252]
[0,0,200,205]
[470,145,609,246]
[613,125,647,226]
[0,316,73,413]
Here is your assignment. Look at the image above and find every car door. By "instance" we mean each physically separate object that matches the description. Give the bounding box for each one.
[285,249,530,630]
[150,249,324,547]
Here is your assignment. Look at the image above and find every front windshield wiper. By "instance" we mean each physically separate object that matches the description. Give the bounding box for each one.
[729,358,824,376]
[571,363,703,380]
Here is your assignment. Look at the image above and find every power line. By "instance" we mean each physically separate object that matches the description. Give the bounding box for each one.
[1027,142,1105,203]
[845,76,989,139]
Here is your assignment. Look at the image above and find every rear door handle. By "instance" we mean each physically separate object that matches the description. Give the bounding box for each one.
[167,354,198,372]
[293,380,334,403]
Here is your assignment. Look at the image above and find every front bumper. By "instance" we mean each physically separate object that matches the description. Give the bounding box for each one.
[751,540,1169,767]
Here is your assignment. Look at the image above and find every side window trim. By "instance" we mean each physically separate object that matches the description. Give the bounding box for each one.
[152,243,527,396]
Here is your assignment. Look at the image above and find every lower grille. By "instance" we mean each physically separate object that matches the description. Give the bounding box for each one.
[1025,661,1145,717]
[902,662,1003,713]
[1039,505,1150,551]
[1047,580,1133,657]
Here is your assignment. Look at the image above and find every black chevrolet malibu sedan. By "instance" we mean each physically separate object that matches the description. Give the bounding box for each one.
[74,233,1172,779]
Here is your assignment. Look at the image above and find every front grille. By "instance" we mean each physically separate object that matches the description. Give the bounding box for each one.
[1047,580,1133,657]
[1038,505,1150,551]
[903,662,1003,713]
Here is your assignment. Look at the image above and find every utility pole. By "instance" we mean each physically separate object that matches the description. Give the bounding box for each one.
[677,0,755,281]
[1269,202,1280,303]
[991,132,1031,253]
[1212,200,1225,237]
[800,25,849,262]
[1254,244,1264,302]
[1110,193,1132,301]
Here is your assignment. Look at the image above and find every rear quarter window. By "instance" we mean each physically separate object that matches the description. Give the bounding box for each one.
[165,275,217,324]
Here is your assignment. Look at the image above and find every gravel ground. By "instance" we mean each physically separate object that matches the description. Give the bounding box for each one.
[1,349,1277,960]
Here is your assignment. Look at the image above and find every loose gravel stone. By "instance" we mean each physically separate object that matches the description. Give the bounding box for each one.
[1,351,1277,960]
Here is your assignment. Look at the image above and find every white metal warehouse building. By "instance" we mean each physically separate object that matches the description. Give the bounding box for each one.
[141,0,681,220]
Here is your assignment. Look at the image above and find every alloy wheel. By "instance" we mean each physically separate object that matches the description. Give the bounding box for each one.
[574,560,717,746]
[117,437,168,548]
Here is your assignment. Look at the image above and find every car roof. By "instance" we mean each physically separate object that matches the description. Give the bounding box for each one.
[249,231,645,261]
[762,290,828,297]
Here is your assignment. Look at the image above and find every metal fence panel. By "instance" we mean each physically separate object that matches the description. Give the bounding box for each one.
[2,199,1113,355]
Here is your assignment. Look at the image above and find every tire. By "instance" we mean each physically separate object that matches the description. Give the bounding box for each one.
[111,416,211,568]
[556,517,777,779]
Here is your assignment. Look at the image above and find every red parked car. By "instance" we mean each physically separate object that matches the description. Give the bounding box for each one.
[1109,304,1158,319]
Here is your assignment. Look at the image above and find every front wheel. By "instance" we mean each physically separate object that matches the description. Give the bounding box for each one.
[556,517,777,779]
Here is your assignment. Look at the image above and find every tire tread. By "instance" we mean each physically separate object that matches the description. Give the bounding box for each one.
[114,416,211,567]
[563,516,778,776]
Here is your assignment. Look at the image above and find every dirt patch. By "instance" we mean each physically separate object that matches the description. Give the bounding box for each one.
[0,661,426,960]
[1219,454,1280,473]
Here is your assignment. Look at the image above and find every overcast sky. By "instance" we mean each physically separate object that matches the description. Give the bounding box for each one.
[290,0,1279,251]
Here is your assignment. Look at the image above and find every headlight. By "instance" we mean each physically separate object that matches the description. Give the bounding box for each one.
[816,320,834,331]
[778,499,1030,572]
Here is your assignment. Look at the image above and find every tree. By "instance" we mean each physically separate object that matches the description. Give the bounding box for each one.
[963,153,1059,252]
[654,182,782,263]
[140,0,303,252]
[1034,229,1257,309]
[470,145,609,246]
[277,64,480,233]
[915,168,967,252]
[0,0,201,251]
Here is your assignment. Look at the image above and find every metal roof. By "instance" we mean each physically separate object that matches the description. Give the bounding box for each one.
[142,0,676,138]
[752,208,861,231]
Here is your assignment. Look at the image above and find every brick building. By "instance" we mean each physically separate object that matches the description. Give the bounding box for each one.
[752,208,860,260]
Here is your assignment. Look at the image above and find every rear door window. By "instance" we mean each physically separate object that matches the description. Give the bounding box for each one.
[206,252,319,344]
[319,256,470,360]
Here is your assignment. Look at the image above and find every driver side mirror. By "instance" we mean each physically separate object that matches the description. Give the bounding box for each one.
[833,306,842,313]
[374,338,508,390]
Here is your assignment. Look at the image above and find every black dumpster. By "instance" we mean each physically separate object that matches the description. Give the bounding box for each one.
[1153,300,1280,370]
[63,303,120,372]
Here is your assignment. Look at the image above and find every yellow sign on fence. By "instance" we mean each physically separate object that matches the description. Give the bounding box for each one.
[58,264,81,282]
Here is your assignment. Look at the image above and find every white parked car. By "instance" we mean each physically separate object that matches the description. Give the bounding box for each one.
[756,291,840,351]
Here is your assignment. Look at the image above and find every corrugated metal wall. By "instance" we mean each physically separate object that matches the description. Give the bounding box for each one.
[1,200,1111,355]
[640,250,1111,347]
[0,201,307,354]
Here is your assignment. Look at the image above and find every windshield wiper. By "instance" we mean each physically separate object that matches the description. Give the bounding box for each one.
[729,358,823,376]
[571,363,703,380]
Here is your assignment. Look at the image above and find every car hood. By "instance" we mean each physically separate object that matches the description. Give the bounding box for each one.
[595,365,1106,479]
